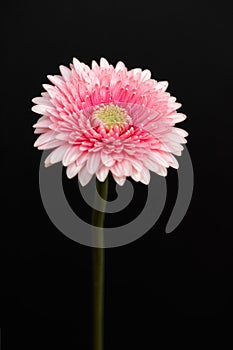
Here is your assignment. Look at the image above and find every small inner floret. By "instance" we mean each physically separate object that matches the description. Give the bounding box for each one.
[94,104,130,127]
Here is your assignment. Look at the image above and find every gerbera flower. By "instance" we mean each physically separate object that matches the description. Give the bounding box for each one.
[32,57,188,186]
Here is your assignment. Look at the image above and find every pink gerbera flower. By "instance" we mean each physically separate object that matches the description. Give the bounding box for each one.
[32,57,188,186]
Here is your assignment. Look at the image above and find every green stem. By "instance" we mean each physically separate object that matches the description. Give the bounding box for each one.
[92,177,108,350]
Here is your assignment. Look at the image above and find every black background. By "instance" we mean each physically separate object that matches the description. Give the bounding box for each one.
[2,0,233,348]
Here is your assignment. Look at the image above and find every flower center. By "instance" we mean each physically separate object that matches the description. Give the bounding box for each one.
[94,104,131,127]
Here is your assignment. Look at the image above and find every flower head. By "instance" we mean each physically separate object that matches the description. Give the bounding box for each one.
[32,57,188,186]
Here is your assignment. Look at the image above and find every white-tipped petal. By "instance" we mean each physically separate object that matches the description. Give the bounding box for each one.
[34,131,55,147]
[78,166,93,186]
[44,144,69,167]
[143,158,161,173]
[59,65,71,81]
[100,57,109,68]
[34,128,48,134]
[66,162,83,179]
[140,168,151,185]
[112,175,126,186]
[155,81,168,91]
[33,118,51,128]
[86,152,101,174]
[91,60,99,69]
[73,58,82,72]
[141,69,151,81]
[157,166,167,177]
[164,133,187,144]
[32,97,53,107]
[121,160,132,176]
[131,170,141,182]
[160,81,169,91]
[149,152,169,167]
[38,139,64,150]
[96,166,109,182]
[172,127,189,137]
[168,154,179,169]
[63,147,81,166]
[115,61,126,72]
[130,159,143,172]
[47,75,64,86]
[32,105,52,115]
[101,152,115,167]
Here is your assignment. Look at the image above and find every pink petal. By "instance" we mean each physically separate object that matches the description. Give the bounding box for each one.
[149,152,170,167]
[100,57,109,68]
[34,128,48,134]
[78,166,93,186]
[86,152,101,174]
[131,169,141,182]
[38,139,64,150]
[73,57,82,73]
[172,127,189,137]
[143,158,161,173]
[32,97,53,107]
[44,144,70,167]
[32,105,53,115]
[112,174,126,186]
[66,162,84,179]
[115,61,126,72]
[140,168,150,185]
[33,118,51,128]
[34,131,55,147]
[96,166,109,182]
[141,69,151,81]
[59,65,71,81]
[101,152,115,167]
[157,166,167,176]
[121,160,132,176]
[63,146,81,166]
